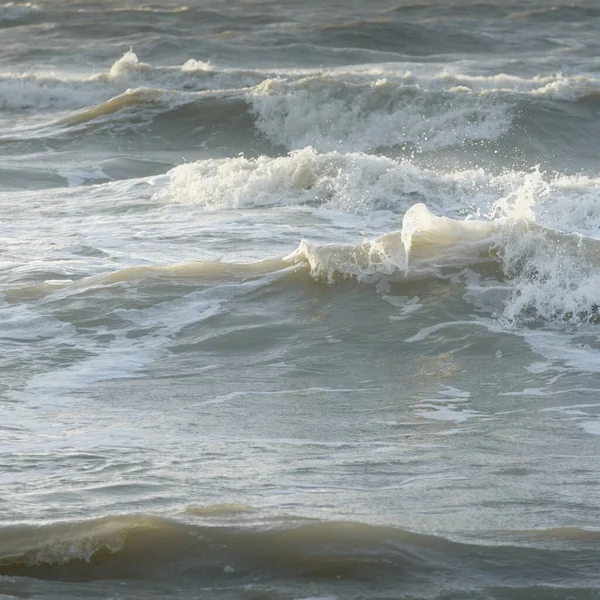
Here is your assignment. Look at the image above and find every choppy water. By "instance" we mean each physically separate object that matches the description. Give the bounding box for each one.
[3,0,600,598]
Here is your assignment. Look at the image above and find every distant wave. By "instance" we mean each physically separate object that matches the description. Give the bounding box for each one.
[506,4,600,23]
[3,52,600,157]
[300,16,494,56]
[0,2,39,25]
[0,52,266,113]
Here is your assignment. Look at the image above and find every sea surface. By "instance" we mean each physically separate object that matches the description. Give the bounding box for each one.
[3,0,600,598]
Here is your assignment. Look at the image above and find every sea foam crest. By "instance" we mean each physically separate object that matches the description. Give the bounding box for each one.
[3,51,597,126]
[287,190,600,328]
[0,52,249,113]
[109,50,153,79]
[433,69,600,101]
[497,220,600,326]
[107,51,264,92]
[0,73,105,111]
[400,180,600,327]
[157,149,600,229]
[156,148,493,215]
[287,203,502,283]
[247,75,512,152]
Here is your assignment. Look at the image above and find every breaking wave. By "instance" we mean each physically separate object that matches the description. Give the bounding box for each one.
[155,147,499,213]
[1,513,599,589]
[6,194,600,329]
[3,51,600,158]
[247,74,512,152]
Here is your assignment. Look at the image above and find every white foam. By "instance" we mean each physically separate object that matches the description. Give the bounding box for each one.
[0,304,76,342]
[25,334,166,393]
[540,402,600,411]
[247,74,512,152]
[454,167,600,329]
[438,386,471,399]
[196,386,378,407]
[0,73,106,112]
[57,166,111,188]
[155,148,495,217]
[0,51,252,114]
[20,268,291,399]
[500,388,548,397]
[518,331,600,374]
[406,320,502,343]
[414,403,481,423]
[526,361,553,374]
[109,50,153,79]
[383,295,422,320]
[581,421,600,436]
[433,69,600,101]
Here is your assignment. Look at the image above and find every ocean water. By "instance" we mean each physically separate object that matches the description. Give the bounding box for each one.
[3,0,600,598]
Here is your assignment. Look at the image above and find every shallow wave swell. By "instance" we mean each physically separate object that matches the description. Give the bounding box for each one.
[1,514,600,594]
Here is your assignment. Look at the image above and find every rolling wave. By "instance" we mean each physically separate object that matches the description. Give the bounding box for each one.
[1,513,599,588]
[247,74,512,152]
[3,51,600,160]
[56,86,250,133]
[0,52,262,114]
[6,201,600,327]
[293,204,600,325]
[302,17,494,56]
[5,4,600,600]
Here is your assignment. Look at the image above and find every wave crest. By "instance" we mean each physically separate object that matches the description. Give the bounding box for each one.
[248,74,512,152]
[155,148,490,213]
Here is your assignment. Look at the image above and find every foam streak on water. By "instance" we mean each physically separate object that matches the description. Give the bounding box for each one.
[4,0,600,598]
